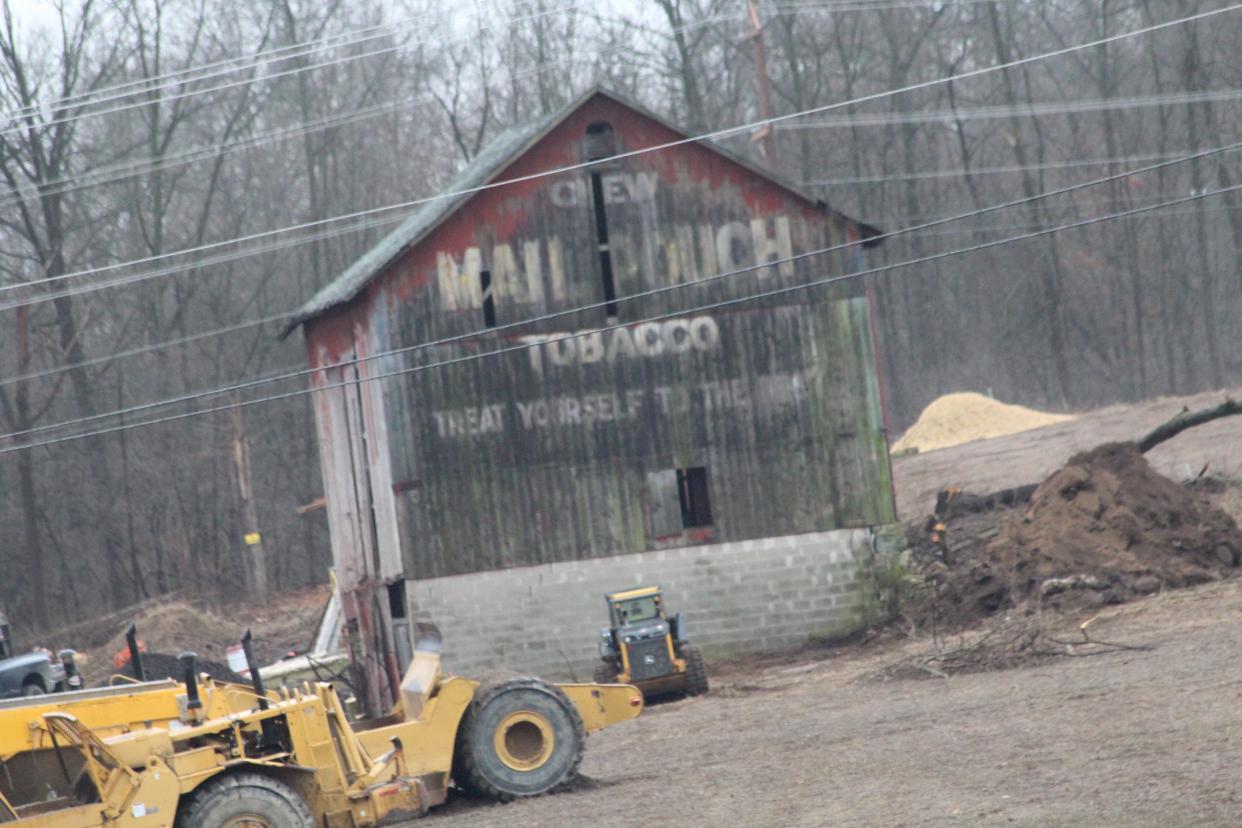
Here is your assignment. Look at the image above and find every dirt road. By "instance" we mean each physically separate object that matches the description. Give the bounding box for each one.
[425,579,1242,826]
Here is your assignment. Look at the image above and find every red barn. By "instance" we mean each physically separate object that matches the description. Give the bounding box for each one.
[291,88,895,713]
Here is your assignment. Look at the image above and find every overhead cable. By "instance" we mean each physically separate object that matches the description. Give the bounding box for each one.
[3,181,1237,456]
[3,0,1236,302]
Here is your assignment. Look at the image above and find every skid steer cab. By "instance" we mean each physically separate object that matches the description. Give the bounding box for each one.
[595,586,708,699]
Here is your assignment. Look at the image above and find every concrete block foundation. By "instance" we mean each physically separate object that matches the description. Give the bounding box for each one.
[407,527,880,680]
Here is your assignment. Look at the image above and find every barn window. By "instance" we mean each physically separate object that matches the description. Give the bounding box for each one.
[388,580,407,619]
[647,466,714,537]
[584,121,616,161]
[677,467,713,528]
[479,268,496,328]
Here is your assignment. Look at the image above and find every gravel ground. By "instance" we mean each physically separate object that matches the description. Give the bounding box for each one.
[419,579,1242,827]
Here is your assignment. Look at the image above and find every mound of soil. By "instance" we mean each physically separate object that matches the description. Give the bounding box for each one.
[75,588,330,685]
[112,652,246,684]
[894,392,1073,454]
[925,442,1242,625]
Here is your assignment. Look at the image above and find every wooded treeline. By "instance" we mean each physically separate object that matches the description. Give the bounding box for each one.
[0,0,1239,630]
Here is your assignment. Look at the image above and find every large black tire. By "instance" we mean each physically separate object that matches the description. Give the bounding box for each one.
[593,662,617,684]
[683,645,709,696]
[21,680,45,697]
[453,678,586,802]
[177,772,313,828]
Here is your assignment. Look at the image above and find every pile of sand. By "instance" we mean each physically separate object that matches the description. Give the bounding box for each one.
[938,443,1242,622]
[893,392,1073,454]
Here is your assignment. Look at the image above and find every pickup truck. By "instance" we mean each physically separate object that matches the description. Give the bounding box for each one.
[0,610,69,698]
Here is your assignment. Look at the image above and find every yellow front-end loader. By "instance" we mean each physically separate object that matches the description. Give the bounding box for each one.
[0,626,642,825]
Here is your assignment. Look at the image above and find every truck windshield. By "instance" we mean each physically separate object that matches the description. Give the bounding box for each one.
[616,596,659,624]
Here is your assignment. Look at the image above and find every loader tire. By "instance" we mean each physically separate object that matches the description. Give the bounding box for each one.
[593,662,617,684]
[178,772,313,828]
[683,645,709,696]
[453,677,585,802]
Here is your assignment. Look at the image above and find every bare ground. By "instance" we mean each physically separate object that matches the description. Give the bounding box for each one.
[893,386,1242,519]
[424,579,1242,826]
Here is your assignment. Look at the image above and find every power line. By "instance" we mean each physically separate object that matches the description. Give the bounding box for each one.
[0,14,655,213]
[0,2,582,140]
[771,0,1009,6]
[780,88,1242,131]
[8,86,1226,214]
[0,205,412,315]
[18,145,1235,391]
[16,171,1242,392]
[801,150,1216,185]
[3,1,1236,304]
[0,3,492,122]
[889,200,1242,240]
[4,135,1240,443]
[4,180,1237,456]
[0,310,295,389]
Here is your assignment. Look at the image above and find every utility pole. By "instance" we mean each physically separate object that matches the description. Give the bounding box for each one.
[230,404,268,598]
[746,0,779,167]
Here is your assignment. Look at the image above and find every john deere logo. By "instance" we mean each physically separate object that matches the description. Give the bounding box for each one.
[643,655,656,665]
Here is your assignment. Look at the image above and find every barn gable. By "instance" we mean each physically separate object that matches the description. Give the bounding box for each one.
[290,87,879,332]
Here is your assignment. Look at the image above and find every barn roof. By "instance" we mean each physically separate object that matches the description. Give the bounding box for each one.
[289,87,881,331]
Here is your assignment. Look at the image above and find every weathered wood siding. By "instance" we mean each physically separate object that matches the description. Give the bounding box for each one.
[317,94,894,580]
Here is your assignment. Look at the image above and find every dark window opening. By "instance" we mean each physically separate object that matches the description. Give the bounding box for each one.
[387,580,407,619]
[589,172,619,318]
[584,121,616,161]
[479,268,496,328]
[677,467,713,529]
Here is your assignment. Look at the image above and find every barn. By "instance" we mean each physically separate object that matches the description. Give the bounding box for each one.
[290,87,897,713]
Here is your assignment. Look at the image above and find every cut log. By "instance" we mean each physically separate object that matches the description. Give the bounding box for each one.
[1138,398,1242,453]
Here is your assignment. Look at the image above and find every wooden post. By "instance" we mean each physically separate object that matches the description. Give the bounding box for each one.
[230,404,268,598]
[746,0,779,166]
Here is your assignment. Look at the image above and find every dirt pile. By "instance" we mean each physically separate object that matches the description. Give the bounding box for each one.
[893,392,1073,454]
[921,442,1242,626]
[76,588,330,683]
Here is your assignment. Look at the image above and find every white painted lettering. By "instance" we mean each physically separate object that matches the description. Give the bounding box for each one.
[632,171,658,202]
[522,241,545,305]
[491,242,521,301]
[671,225,694,282]
[436,248,482,310]
[750,216,795,278]
[690,317,720,350]
[625,389,644,419]
[516,401,538,428]
[550,179,581,208]
[578,330,605,364]
[715,221,754,270]
[603,174,627,204]
[547,335,576,367]
[547,237,567,302]
[606,327,638,361]
[697,224,718,277]
[661,319,693,353]
[633,322,665,357]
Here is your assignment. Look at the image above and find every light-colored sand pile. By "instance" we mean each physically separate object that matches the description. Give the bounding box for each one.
[893,392,1073,454]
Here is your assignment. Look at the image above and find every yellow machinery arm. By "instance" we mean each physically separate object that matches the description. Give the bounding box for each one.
[0,628,643,826]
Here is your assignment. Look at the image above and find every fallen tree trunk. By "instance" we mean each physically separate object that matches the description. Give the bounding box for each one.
[1138,398,1242,453]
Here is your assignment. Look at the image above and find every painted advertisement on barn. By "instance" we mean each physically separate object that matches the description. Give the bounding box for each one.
[360,95,891,577]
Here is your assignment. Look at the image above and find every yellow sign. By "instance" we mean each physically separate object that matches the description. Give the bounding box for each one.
[244,532,262,546]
